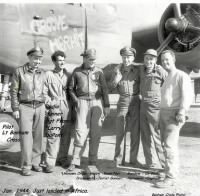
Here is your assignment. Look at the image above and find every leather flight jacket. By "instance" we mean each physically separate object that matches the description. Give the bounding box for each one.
[68,64,110,108]
[10,63,46,111]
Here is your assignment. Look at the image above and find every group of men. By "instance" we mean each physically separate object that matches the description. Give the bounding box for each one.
[10,45,193,189]
[109,47,193,188]
[10,47,110,177]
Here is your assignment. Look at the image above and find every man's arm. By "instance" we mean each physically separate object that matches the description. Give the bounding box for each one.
[107,66,122,91]
[68,71,79,106]
[176,73,193,123]
[158,65,168,85]
[43,71,51,106]
[99,71,110,116]
[10,69,20,118]
[179,73,194,114]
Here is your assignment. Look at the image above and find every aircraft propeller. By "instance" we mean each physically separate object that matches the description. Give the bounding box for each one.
[157,3,200,55]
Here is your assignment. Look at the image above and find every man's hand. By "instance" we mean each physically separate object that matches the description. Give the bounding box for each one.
[113,69,122,84]
[138,94,142,100]
[13,111,20,119]
[103,107,110,117]
[175,113,185,123]
[45,97,51,106]
[45,99,59,108]
[176,109,186,123]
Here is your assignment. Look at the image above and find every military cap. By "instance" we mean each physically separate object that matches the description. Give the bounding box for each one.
[27,46,44,57]
[80,48,96,59]
[144,49,157,57]
[120,47,136,57]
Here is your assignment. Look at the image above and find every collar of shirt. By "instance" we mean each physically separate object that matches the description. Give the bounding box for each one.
[81,64,96,74]
[53,68,64,77]
[121,64,132,73]
[24,63,42,73]
[144,64,157,74]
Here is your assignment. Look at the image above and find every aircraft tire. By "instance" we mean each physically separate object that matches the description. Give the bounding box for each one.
[0,113,19,150]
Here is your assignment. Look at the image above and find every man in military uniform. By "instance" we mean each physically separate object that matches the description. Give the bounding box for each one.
[68,48,110,171]
[10,47,46,176]
[140,49,167,169]
[43,50,72,173]
[109,46,141,167]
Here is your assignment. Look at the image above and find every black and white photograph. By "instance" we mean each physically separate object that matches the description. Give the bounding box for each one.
[0,1,200,196]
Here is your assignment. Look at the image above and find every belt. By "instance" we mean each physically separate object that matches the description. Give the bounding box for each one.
[120,94,138,97]
[20,100,44,108]
[77,95,97,100]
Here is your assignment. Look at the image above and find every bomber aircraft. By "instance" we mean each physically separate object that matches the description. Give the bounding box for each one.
[0,3,200,150]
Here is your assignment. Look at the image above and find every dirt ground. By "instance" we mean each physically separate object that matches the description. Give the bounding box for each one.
[0,105,200,196]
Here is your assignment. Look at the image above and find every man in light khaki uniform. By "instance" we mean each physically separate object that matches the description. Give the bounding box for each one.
[68,49,110,171]
[155,50,193,188]
[10,47,46,176]
[44,50,72,172]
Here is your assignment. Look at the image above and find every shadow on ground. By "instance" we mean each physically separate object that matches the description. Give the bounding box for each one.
[0,151,21,174]
[181,122,200,138]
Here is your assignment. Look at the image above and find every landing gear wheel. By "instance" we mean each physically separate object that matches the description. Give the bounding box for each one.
[0,113,19,150]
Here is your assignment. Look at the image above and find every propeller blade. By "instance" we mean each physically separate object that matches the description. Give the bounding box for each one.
[173,3,182,18]
[157,32,175,55]
[187,24,200,35]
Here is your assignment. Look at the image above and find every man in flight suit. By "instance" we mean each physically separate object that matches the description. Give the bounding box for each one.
[68,48,110,171]
[10,47,46,176]
[43,50,72,172]
[109,46,141,167]
[140,49,167,169]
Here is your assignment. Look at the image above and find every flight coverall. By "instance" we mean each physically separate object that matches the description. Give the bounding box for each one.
[10,63,46,170]
[140,64,167,168]
[43,69,72,167]
[109,64,140,165]
[68,65,110,166]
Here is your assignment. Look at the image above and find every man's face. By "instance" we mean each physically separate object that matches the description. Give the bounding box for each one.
[161,52,175,72]
[144,55,157,69]
[83,57,96,68]
[28,55,42,69]
[54,56,65,70]
[122,55,134,66]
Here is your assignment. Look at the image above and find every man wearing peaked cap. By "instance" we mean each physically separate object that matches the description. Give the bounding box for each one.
[108,46,142,168]
[80,48,96,59]
[140,48,167,170]
[10,46,46,176]
[120,46,136,57]
[68,48,110,171]
[27,46,44,57]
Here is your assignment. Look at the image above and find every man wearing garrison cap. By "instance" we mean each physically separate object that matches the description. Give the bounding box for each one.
[140,49,167,170]
[68,48,110,171]
[109,46,142,168]
[10,46,46,176]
